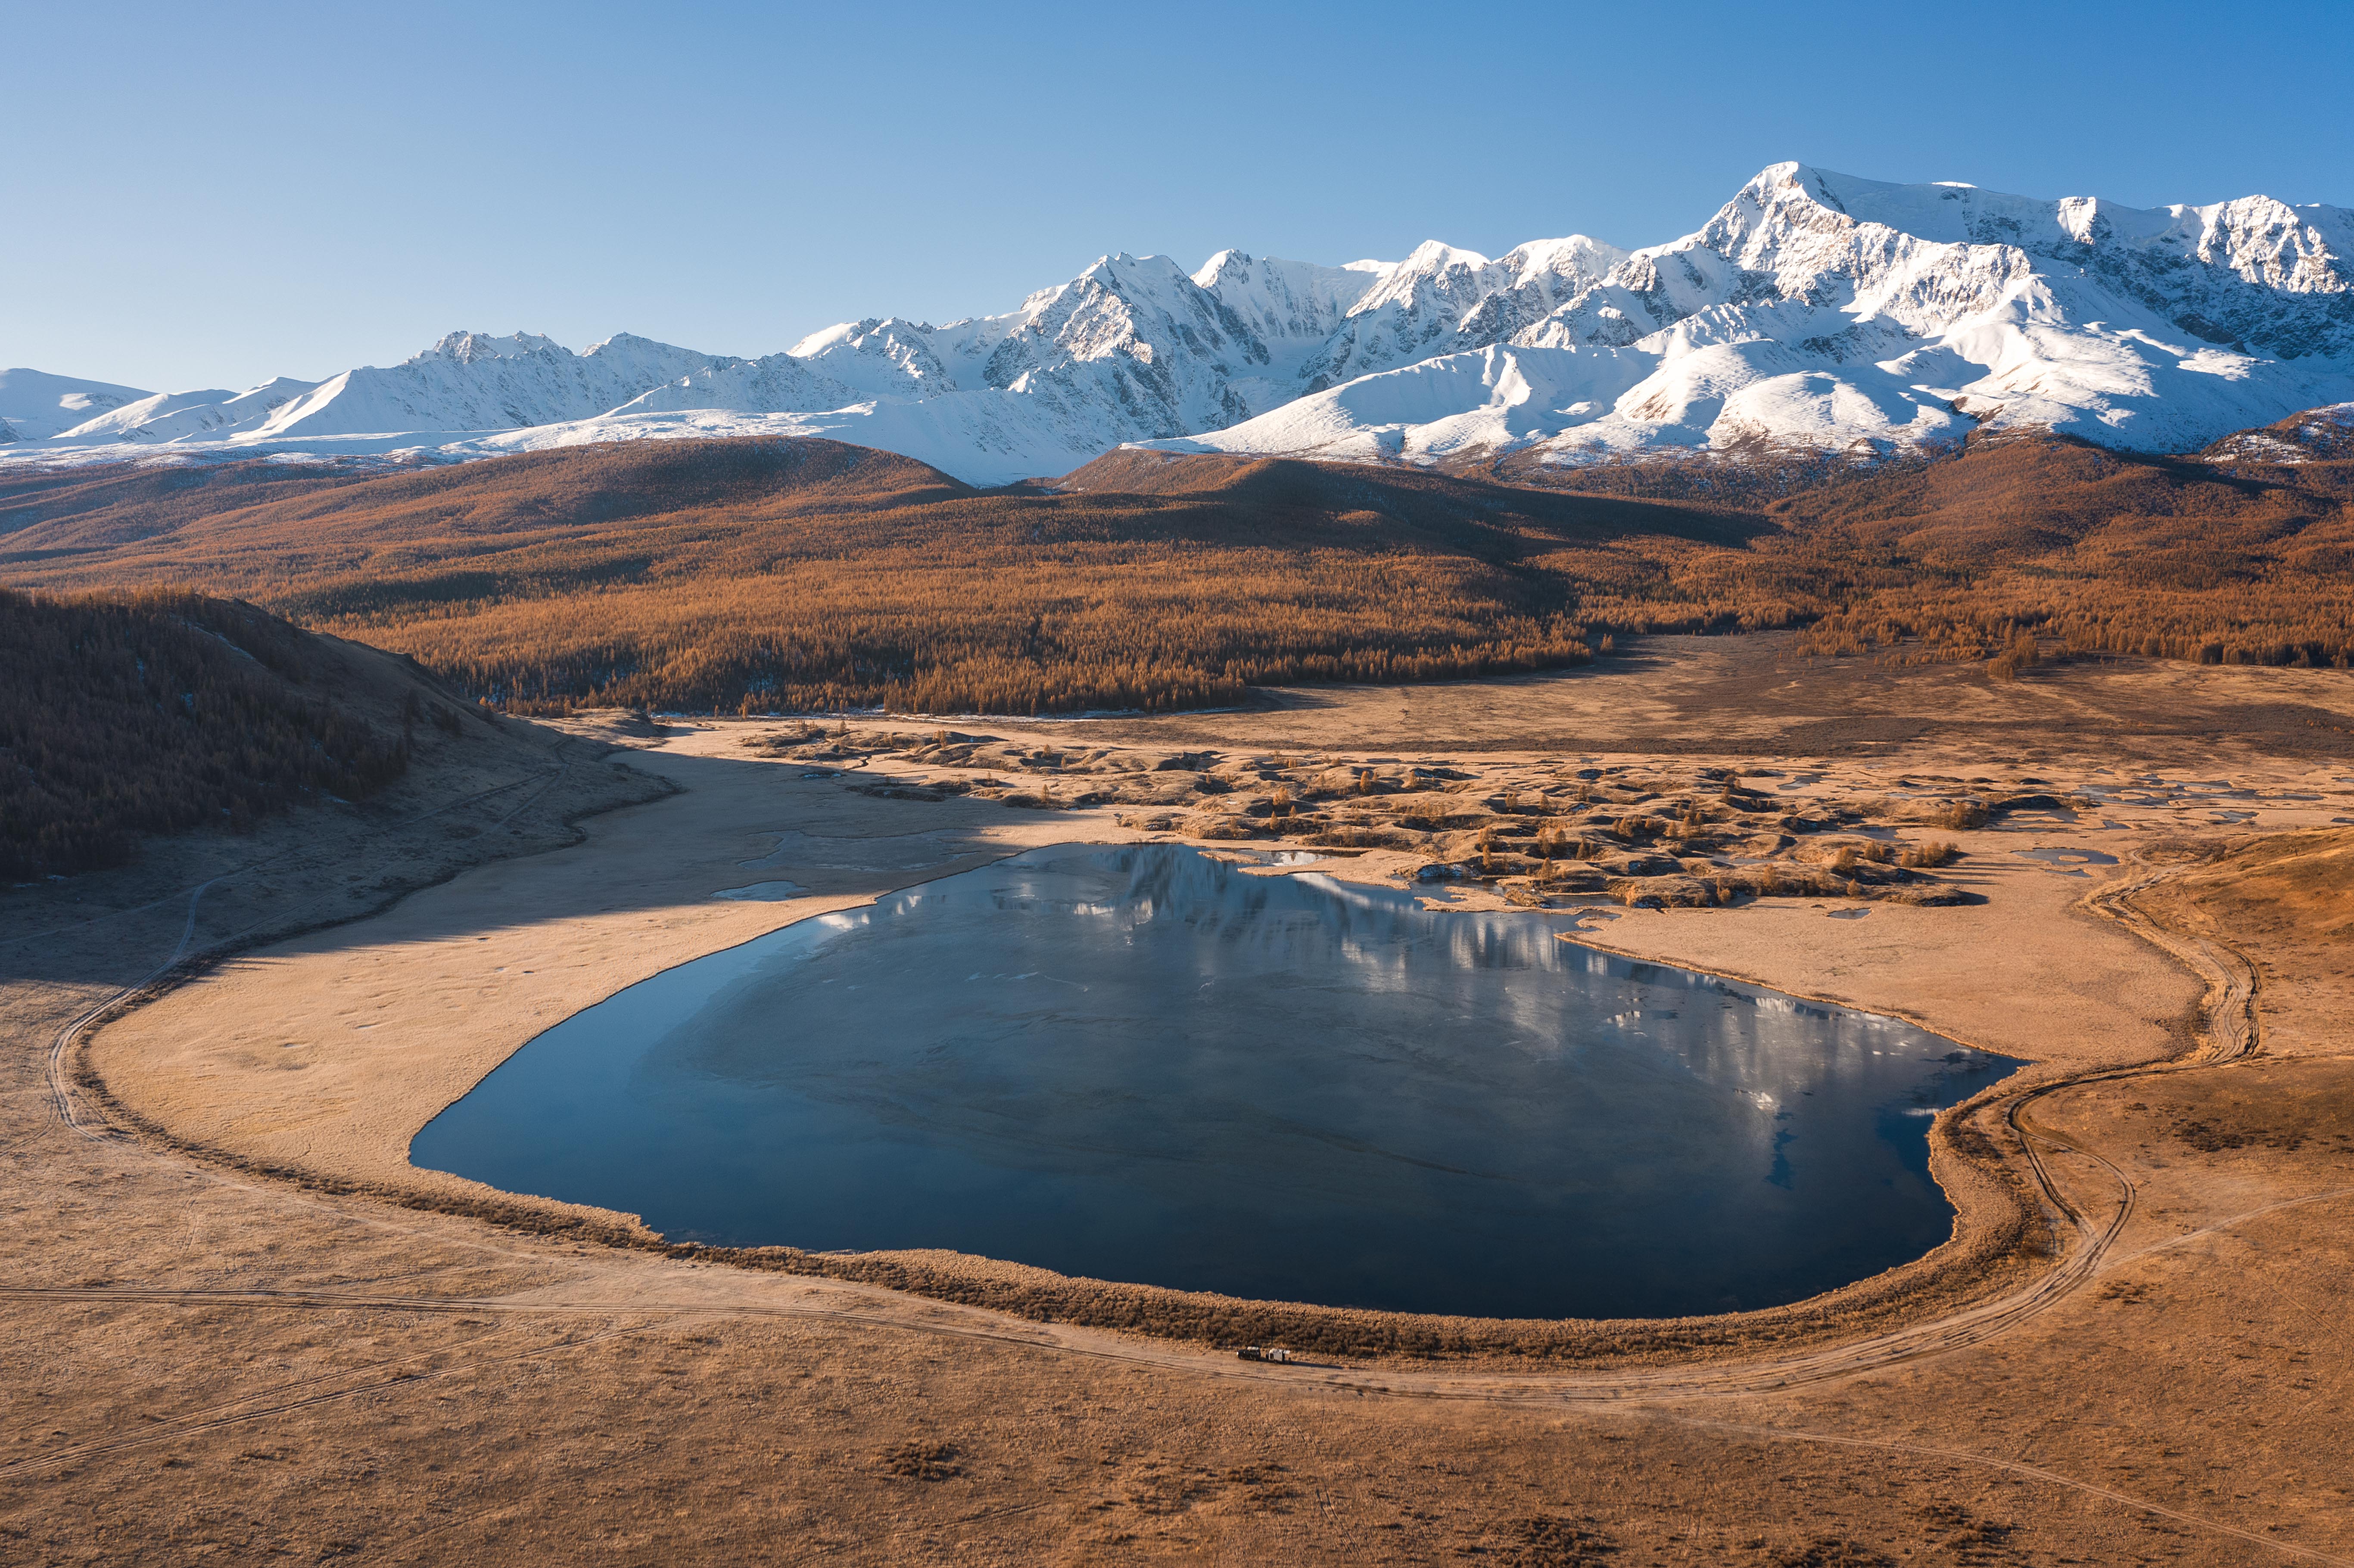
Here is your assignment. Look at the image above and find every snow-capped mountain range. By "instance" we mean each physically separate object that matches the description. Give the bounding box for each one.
[8,162,2352,485]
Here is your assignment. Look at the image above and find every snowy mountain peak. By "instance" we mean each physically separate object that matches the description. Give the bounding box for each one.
[1187,248,1256,289]
[1401,239,1493,271]
[1741,162,2354,362]
[14,162,2353,484]
[409,330,567,366]
[1501,235,1631,289]
[1193,251,1387,359]
[1297,228,1625,392]
[788,318,955,398]
[1158,162,2354,473]
[1348,242,1495,314]
[0,367,155,441]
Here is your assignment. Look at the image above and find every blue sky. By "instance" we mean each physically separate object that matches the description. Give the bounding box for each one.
[7,0,2351,392]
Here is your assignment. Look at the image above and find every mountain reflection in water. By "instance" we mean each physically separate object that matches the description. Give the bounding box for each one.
[414,843,2015,1319]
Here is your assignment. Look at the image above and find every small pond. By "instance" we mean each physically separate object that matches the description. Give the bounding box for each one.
[2014,846,2121,876]
[414,844,2015,1319]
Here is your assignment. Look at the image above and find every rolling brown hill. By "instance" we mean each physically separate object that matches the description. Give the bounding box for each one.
[1747,432,2354,667]
[0,460,374,556]
[0,439,1751,714]
[1485,418,2354,669]
[1,425,2349,716]
[0,439,971,573]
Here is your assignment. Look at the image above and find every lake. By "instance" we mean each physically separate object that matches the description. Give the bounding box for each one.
[413,843,2015,1319]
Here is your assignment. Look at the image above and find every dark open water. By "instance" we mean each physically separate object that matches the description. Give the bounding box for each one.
[414,843,2015,1319]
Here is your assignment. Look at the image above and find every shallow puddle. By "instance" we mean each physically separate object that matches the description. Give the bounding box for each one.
[2013,847,2121,871]
[416,844,2017,1319]
[710,881,809,902]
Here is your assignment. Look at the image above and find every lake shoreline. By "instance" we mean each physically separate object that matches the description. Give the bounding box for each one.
[409,842,2024,1322]
[81,712,2245,1368]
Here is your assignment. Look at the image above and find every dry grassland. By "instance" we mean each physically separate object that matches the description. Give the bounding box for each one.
[4,647,2351,1563]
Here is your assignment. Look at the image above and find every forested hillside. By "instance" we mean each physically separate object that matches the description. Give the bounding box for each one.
[0,589,416,877]
[3,425,2350,720]
[0,441,1746,714]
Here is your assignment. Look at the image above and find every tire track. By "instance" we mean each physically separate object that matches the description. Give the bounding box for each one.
[18,1157,2350,1409]
[37,752,574,1143]
[42,871,225,1142]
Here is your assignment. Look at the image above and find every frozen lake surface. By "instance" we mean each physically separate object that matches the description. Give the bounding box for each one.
[415,844,2015,1319]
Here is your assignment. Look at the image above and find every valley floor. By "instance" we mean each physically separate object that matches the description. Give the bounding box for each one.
[4,642,2352,1565]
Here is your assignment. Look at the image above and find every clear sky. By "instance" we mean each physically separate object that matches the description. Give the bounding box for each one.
[7,0,2351,393]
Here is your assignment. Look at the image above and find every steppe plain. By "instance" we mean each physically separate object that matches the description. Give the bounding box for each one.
[5,635,2353,1566]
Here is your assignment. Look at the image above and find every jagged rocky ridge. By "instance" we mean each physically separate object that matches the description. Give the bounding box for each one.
[8,163,2351,484]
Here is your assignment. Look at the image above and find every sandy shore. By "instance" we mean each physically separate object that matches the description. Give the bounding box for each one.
[85,743,1122,1220]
